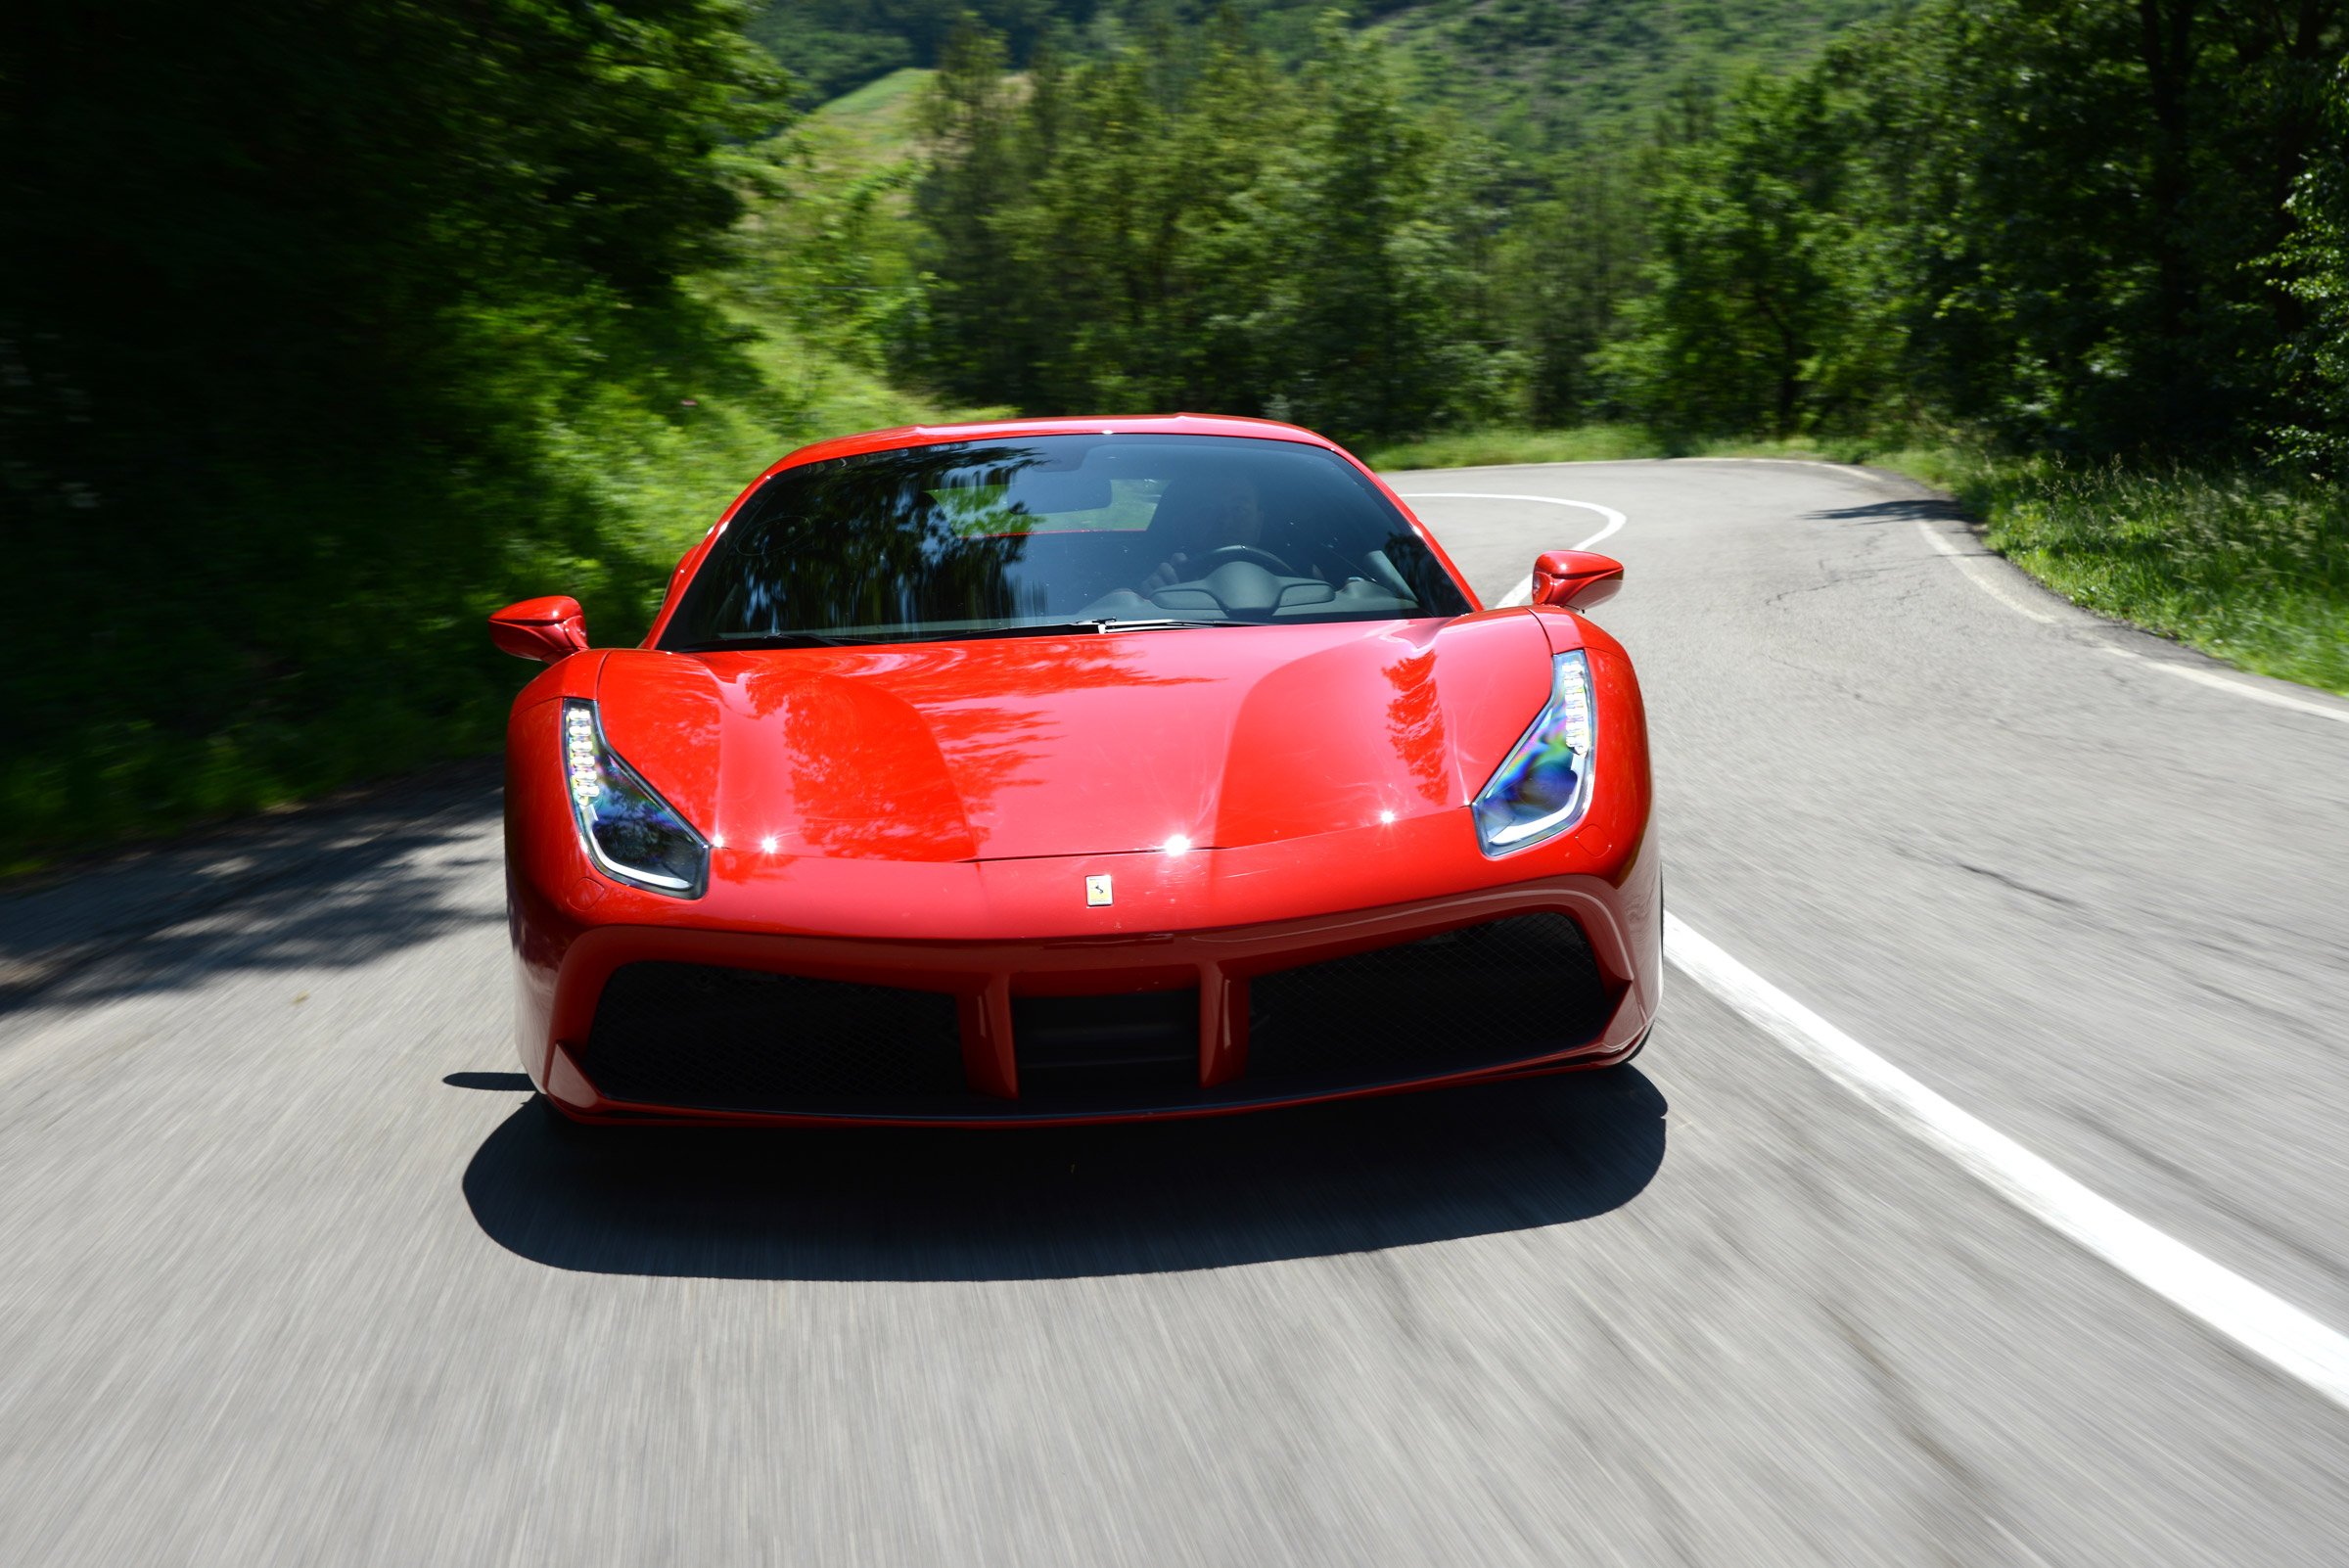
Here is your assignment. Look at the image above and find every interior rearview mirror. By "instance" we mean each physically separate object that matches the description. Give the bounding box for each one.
[489,596,589,664]
[1530,550,1624,612]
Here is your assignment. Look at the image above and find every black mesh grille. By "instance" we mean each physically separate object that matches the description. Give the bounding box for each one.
[1013,989,1199,1104]
[580,962,967,1111]
[1247,913,1613,1085]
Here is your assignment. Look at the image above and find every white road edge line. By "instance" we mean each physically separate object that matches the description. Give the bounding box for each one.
[2096,645,2349,726]
[1914,521,2057,623]
[1397,492,1627,608]
[1665,910,2349,1413]
[1674,455,1882,483]
[1917,521,2349,725]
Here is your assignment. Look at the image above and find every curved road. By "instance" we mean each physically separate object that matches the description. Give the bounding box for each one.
[6,460,2349,1565]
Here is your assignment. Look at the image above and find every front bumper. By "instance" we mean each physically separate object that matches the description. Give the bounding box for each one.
[512,828,1661,1128]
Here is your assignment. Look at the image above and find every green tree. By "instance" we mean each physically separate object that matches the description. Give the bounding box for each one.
[2271,58,2349,471]
[1502,156,1648,425]
[1862,0,2345,449]
[902,23,1045,404]
[898,11,1512,441]
[1596,70,1900,437]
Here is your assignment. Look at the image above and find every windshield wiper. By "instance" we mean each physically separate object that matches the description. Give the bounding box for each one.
[675,630,875,650]
[674,619,1238,652]
[992,617,1238,636]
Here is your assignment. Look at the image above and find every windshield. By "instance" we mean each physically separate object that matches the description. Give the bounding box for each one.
[659,434,1471,650]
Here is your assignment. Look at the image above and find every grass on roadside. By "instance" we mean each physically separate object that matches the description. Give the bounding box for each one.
[1941,454,2349,696]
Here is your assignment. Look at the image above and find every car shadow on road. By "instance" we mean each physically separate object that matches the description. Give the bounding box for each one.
[456,1069,1668,1282]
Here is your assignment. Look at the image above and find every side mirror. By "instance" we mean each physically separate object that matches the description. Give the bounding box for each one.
[489,596,588,664]
[1530,550,1624,613]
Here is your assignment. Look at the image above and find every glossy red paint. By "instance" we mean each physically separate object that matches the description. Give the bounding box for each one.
[1531,550,1625,612]
[497,416,1660,1126]
[489,595,589,664]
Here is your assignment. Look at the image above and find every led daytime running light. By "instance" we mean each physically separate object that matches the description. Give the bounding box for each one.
[559,699,709,897]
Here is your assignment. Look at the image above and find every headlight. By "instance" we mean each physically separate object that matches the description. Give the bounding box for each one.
[1472,651,1596,855]
[561,699,709,896]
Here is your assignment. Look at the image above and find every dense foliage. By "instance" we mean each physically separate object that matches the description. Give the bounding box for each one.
[898,16,1513,441]
[0,1,808,858]
[1593,0,2349,457]
[750,0,1891,143]
[884,0,2348,464]
[2274,57,2349,470]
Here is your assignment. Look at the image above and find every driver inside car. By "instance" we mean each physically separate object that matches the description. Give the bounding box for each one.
[1135,471,1283,595]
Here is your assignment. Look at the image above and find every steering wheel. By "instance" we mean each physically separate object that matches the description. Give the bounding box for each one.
[1194,543,1297,576]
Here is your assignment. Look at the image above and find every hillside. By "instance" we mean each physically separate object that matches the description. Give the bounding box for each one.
[1375,0,1893,146]
[796,65,932,173]
[755,0,1900,148]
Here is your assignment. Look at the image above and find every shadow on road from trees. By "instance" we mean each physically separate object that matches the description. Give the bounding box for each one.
[0,762,503,1019]
[456,1068,1668,1282]
[1808,495,1973,527]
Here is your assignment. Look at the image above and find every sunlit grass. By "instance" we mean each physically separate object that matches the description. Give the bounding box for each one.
[1947,455,2349,696]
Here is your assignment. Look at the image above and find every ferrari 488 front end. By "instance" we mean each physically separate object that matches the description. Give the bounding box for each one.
[495,416,1659,1126]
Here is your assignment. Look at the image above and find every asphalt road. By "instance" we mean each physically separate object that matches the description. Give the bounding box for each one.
[6,459,2349,1566]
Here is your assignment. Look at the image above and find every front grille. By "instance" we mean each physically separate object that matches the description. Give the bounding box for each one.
[576,913,1613,1119]
[1246,912,1613,1085]
[579,961,966,1111]
[1013,989,1198,1103]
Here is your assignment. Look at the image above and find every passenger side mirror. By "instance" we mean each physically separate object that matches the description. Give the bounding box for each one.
[489,596,589,664]
[1530,551,1624,612]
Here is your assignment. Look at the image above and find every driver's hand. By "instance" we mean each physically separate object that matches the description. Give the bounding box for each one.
[1137,552,1189,595]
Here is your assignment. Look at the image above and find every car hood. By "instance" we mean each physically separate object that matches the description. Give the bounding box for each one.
[594,615,1555,863]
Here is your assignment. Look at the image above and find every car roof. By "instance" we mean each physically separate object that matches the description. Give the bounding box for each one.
[766,414,1344,474]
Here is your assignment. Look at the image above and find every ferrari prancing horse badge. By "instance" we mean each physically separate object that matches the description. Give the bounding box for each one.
[1084,874,1113,906]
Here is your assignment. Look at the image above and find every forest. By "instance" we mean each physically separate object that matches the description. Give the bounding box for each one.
[2,0,2343,868]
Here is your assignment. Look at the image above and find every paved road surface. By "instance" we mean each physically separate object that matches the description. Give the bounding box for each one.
[5,460,2348,1565]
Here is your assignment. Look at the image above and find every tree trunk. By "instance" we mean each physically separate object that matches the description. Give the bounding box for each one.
[2137,0,2199,374]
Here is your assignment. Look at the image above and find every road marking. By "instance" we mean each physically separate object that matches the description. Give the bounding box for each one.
[1918,522,2349,724]
[1665,911,2349,1413]
[2096,645,2349,727]
[1674,455,1882,483]
[1397,493,1627,607]
[1915,521,2057,623]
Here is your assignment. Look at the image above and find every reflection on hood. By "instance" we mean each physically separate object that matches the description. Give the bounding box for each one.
[595,615,1550,862]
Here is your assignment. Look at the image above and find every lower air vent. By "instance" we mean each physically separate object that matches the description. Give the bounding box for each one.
[579,961,966,1111]
[1014,989,1199,1103]
[1247,912,1613,1085]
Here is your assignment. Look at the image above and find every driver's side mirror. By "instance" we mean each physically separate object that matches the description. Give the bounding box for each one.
[1530,551,1624,612]
[489,596,588,664]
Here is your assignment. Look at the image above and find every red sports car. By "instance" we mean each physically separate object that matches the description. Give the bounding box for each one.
[493,415,1659,1126]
